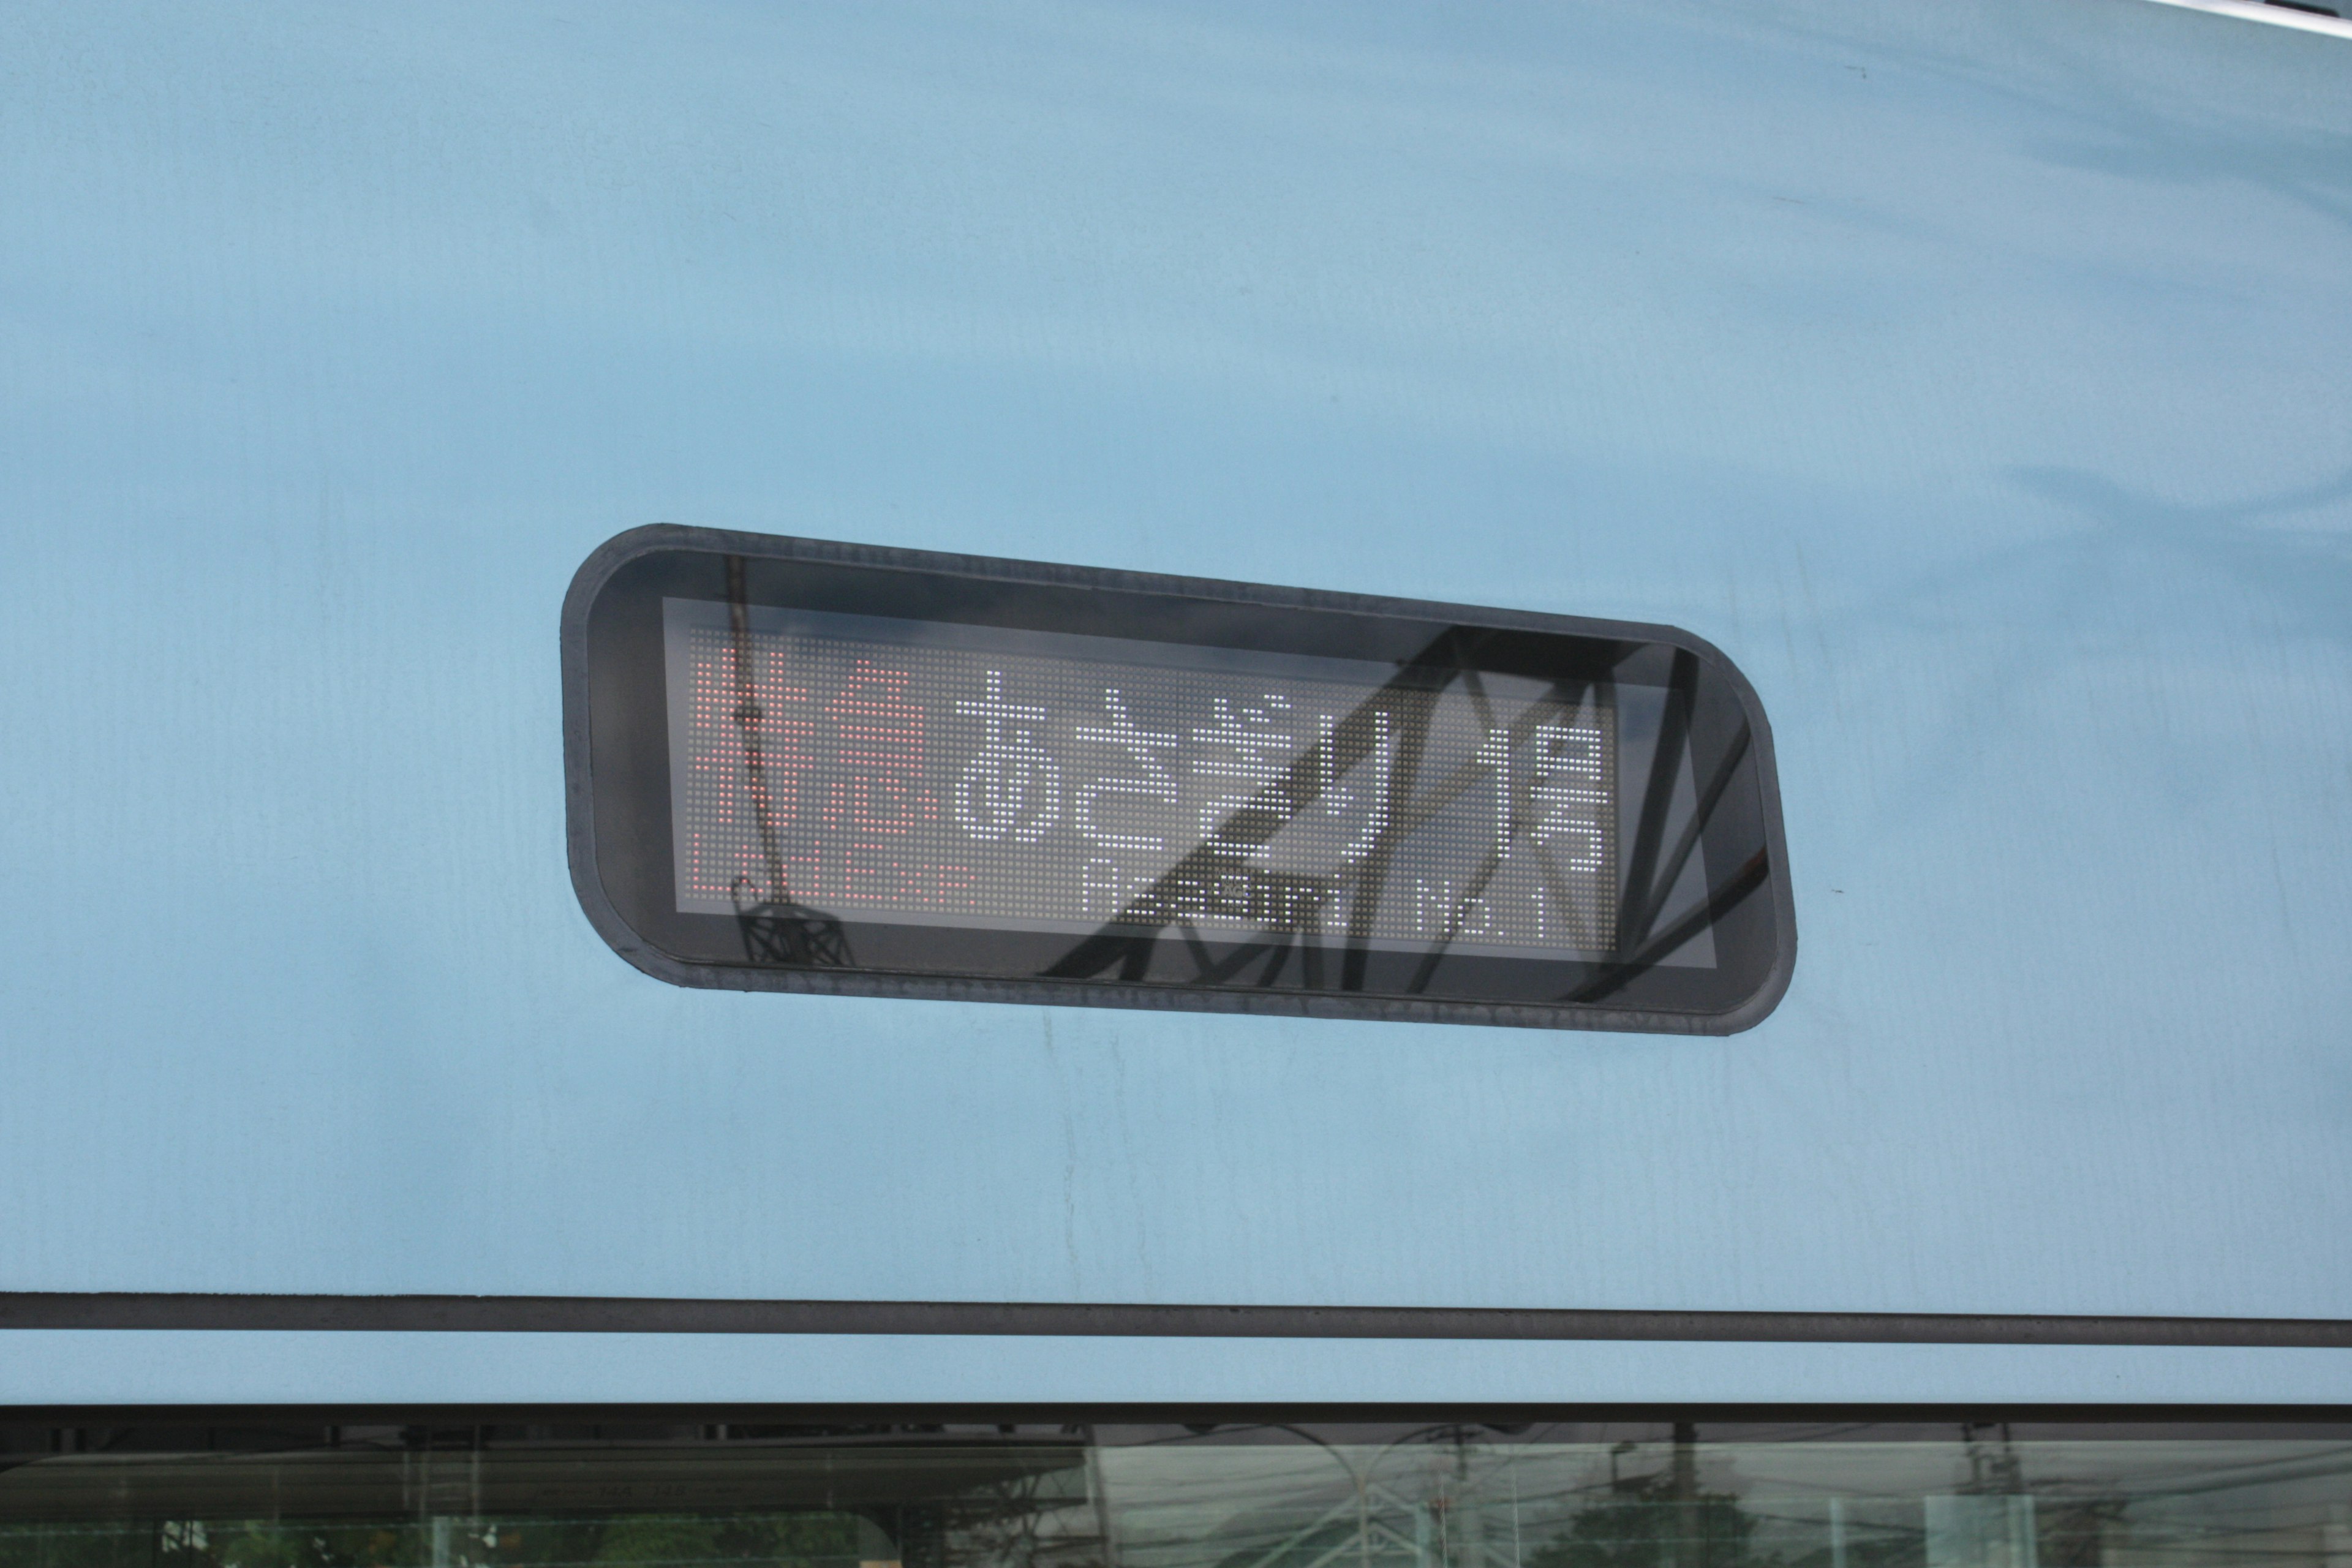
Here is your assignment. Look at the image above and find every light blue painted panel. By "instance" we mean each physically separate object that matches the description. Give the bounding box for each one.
[4,1333,2352,1409]
[1,0,2348,1397]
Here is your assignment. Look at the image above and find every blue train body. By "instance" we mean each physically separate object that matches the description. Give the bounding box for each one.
[0,0,2347,1412]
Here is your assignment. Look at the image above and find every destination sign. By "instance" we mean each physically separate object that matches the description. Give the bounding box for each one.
[665,599,1626,960]
[565,529,1793,1031]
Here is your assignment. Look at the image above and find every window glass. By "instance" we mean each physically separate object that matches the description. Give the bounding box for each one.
[9,1419,2348,1568]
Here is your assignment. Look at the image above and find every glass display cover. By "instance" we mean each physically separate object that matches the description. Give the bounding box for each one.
[565,527,1793,1030]
[10,1414,2350,1568]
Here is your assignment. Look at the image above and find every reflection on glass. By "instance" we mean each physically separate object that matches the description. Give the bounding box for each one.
[4,1422,2348,1568]
[578,536,1795,1021]
[665,598,1681,965]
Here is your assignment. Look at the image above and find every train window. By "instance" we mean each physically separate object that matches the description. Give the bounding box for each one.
[564,527,1793,1031]
[10,1415,2351,1568]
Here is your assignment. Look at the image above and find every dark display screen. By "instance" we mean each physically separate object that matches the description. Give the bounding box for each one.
[569,529,1791,1031]
[663,598,1686,962]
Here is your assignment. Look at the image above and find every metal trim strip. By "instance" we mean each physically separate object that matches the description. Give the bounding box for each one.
[2,1295,2346,1348]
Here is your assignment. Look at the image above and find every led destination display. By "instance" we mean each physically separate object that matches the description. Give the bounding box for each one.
[665,599,1629,960]
[567,529,1792,1029]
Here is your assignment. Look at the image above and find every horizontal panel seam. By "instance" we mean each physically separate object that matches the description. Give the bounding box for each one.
[0,1297,2346,1348]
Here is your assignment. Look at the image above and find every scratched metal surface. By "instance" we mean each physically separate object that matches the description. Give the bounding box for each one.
[1,0,2348,1401]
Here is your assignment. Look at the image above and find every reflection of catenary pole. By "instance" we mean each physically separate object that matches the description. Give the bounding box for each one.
[723,557,851,968]
[726,555,793,906]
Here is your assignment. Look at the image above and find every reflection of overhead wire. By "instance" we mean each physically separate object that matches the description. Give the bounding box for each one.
[1569,851,1767,1007]
[1038,617,1772,1005]
[1046,628,1642,992]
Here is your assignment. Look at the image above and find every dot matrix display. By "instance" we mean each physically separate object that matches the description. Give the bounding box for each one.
[572,529,1795,1028]
[665,598,1626,959]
